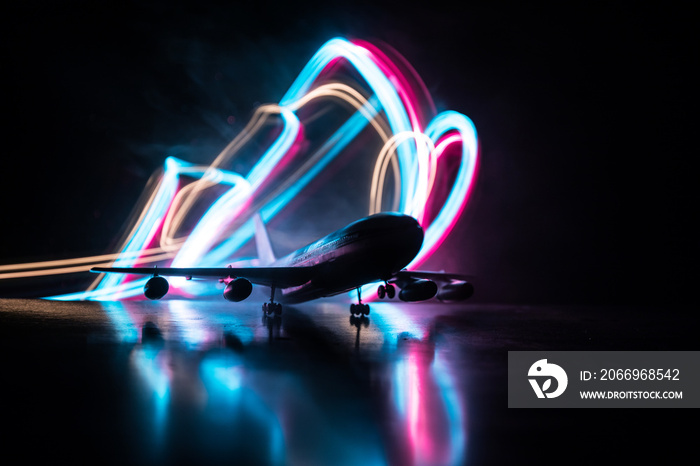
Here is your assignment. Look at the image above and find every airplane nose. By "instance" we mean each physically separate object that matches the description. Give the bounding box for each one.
[406,218,424,258]
[400,214,421,230]
[385,214,423,266]
[382,212,422,234]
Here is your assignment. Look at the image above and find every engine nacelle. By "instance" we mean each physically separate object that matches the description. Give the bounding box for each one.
[223,278,253,302]
[399,279,438,302]
[437,281,474,302]
[144,276,169,300]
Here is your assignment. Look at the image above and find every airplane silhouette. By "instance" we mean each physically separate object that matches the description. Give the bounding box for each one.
[91,212,473,315]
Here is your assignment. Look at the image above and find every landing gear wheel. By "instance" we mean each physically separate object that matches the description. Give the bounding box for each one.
[351,287,370,315]
[263,286,282,316]
[263,302,282,315]
[377,284,386,299]
[386,284,395,299]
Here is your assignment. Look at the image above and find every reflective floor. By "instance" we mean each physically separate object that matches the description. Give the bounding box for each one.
[0,298,694,465]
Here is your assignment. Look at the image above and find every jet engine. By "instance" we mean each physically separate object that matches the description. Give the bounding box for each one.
[144,276,169,300]
[398,279,438,302]
[223,278,253,302]
[437,281,474,302]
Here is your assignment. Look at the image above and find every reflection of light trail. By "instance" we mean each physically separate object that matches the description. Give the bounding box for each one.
[131,344,170,450]
[1,37,478,303]
[200,352,287,464]
[433,351,467,466]
[166,300,217,348]
[372,303,467,465]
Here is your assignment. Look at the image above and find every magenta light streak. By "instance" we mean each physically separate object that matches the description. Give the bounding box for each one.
[353,40,430,222]
[353,40,433,132]
[35,37,479,303]
[413,134,471,260]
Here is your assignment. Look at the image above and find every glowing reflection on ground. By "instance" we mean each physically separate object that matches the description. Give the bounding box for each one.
[84,299,469,465]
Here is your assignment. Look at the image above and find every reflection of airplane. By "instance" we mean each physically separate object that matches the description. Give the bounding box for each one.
[91,212,473,316]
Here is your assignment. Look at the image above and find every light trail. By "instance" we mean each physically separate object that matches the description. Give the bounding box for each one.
[0,250,175,279]
[370,131,435,218]
[0,37,478,465]
[1,37,478,303]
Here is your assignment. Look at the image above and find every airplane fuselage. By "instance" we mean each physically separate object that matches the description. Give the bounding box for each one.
[271,213,424,303]
[90,212,470,313]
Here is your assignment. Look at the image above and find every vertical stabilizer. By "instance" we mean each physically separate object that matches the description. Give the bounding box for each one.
[253,214,276,266]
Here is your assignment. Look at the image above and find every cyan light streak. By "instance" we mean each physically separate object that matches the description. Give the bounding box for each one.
[358,110,478,301]
[36,36,478,302]
[171,173,251,268]
[51,277,148,301]
[199,351,287,465]
[374,302,467,465]
[390,344,467,465]
[166,299,215,348]
[131,344,170,453]
[281,38,419,212]
[93,157,216,294]
[204,96,381,268]
[245,107,300,191]
[98,157,182,290]
[414,110,479,264]
[97,301,140,342]
[432,351,467,466]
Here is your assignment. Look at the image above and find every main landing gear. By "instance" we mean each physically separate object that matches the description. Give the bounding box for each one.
[350,287,370,316]
[377,282,395,299]
[263,286,282,316]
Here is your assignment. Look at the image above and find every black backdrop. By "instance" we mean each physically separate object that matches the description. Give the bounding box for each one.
[1,1,692,305]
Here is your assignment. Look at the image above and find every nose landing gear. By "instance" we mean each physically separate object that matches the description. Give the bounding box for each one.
[350,287,370,316]
[263,302,282,315]
[263,286,282,316]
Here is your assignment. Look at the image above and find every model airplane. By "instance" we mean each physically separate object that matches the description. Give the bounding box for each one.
[91,212,473,315]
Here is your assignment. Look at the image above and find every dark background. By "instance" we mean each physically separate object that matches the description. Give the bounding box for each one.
[0,1,692,305]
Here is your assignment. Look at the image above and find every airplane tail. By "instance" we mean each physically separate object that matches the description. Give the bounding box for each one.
[253,213,276,266]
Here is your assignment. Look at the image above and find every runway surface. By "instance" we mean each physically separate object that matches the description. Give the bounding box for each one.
[0,298,694,465]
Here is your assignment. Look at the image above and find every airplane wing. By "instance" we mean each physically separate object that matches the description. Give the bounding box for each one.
[391,270,474,284]
[90,266,317,288]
